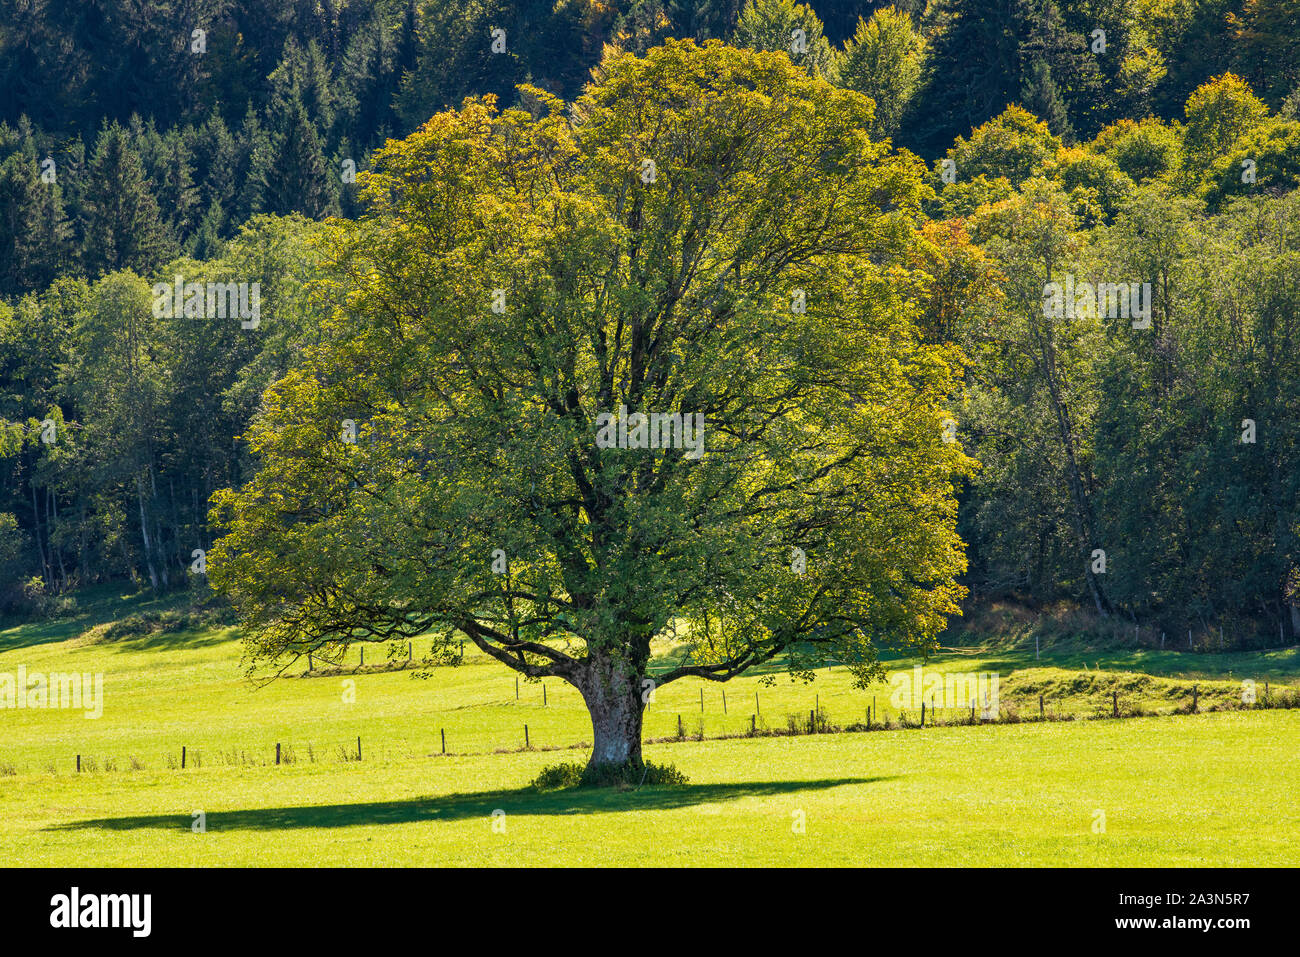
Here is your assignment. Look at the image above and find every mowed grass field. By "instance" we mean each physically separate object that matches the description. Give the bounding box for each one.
[2,587,1299,866]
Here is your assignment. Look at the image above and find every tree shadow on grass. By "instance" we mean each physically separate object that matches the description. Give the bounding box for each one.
[48,776,892,833]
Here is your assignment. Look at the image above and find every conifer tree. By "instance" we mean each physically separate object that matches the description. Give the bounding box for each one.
[79,124,172,277]
[0,142,73,296]
[251,96,339,219]
[1021,59,1074,140]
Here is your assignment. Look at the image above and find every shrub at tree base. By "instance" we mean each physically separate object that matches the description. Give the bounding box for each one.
[532,760,689,791]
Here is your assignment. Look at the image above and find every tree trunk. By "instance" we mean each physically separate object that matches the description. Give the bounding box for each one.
[577,651,644,772]
[1039,264,1111,617]
[30,477,49,583]
[136,474,159,591]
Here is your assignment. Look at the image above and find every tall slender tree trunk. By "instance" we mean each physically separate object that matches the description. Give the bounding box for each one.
[30,478,49,583]
[78,497,89,583]
[136,474,159,590]
[152,467,168,588]
[50,486,67,590]
[1035,300,1111,616]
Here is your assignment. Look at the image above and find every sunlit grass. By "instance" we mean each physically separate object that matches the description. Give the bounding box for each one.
[1,591,1298,865]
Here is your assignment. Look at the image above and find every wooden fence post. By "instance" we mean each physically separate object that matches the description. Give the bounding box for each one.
[1192,685,1199,713]
[357,736,362,761]
[1039,694,1044,720]
[1112,690,1118,718]
[920,701,925,727]
[76,754,80,772]
[700,687,704,713]
[677,714,684,738]
[809,709,815,734]
[441,729,445,754]
[524,724,529,749]
[722,689,727,714]
[755,691,760,715]
[181,746,186,770]
[543,684,547,707]
[359,647,363,667]
[276,743,281,765]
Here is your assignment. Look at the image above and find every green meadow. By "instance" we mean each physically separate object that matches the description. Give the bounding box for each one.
[2,588,1298,866]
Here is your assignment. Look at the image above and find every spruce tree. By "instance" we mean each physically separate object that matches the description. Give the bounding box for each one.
[153,131,200,248]
[0,153,47,296]
[193,109,240,220]
[1021,59,1074,140]
[252,96,338,219]
[0,138,72,297]
[80,123,173,277]
[235,104,272,222]
[189,197,226,260]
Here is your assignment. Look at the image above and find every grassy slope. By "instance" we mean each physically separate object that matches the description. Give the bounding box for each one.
[2,588,1298,865]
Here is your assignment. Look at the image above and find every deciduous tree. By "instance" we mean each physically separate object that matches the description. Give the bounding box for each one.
[211,40,971,774]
